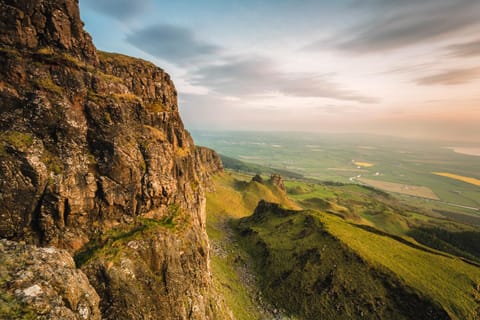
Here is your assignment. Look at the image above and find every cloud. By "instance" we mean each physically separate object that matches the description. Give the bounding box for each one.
[126,25,221,66]
[82,0,152,20]
[446,39,480,57]
[125,24,376,103]
[382,62,437,75]
[190,56,378,103]
[307,0,480,53]
[416,67,480,85]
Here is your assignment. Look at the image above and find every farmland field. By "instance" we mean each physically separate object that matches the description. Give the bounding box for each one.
[192,131,480,224]
[357,177,439,200]
[433,172,480,186]
[354,161,374,167]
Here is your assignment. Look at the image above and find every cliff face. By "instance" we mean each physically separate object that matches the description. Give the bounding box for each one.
[0,0,227,319]
[0,0,97,64]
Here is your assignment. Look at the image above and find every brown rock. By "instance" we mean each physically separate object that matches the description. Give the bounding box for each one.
[0,0,97,64]
[0,0,229,319]
[252,174,264,183]
[83,227,218,320]
[0,239,101,320]
[269,174,286,192]
[195,146,224,191]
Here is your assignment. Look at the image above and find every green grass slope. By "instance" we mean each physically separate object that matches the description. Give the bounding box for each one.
[207,171,480,320]
[323,213,480,319]
[206,172,298,320]
[236,202,452,320]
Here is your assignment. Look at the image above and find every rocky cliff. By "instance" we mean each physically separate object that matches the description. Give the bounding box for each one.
[0,0,227,318]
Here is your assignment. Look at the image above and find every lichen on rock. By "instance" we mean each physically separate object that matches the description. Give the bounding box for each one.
[0,239,101,320]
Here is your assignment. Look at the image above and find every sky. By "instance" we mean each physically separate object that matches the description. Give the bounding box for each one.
[79,0,480,142]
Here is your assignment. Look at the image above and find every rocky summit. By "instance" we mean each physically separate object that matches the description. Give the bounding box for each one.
[0,0,228,319]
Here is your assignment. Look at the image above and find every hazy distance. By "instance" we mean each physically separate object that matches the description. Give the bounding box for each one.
[80,0,480,143]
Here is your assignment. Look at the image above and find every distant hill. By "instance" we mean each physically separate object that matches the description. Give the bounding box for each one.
[220,154,304,179]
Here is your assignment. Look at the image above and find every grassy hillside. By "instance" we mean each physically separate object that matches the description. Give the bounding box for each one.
[285,179,480,264]
[206,171,480,320]
[323,212,480,320]
[236,203,451,319]
[206,173,298,320]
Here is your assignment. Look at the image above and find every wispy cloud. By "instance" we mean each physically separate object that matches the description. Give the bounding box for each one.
[125,22,377,103]
[446,39,480,57]
[307,0,480,53]
[82,0,152,20]
[315,104,360,114]
[416,67,480,85]
[126,25,221,66]
[190,56,378,103]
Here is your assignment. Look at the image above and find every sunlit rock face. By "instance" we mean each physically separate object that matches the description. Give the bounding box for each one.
[0,0,228,318]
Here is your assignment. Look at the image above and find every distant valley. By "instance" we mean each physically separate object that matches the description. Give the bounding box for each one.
[193,131,480,226]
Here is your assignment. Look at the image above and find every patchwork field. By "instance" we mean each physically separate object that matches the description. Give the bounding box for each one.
[193,131,480,219]
[354,161,374,167]
[433,172,480,186]
[358,177,439,200]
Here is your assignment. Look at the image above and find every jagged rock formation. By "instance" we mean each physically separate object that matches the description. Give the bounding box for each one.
[0,0,228,319]
[268,174,286,192]
[0,0,97,64]
[0,239,101,320]
[251,174,286,192]
[252,174,264,183]
[195,146,224,192]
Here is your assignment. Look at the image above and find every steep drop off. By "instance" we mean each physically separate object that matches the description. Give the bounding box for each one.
[0,0,228,319]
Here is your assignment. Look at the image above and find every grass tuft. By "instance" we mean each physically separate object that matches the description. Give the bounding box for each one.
[0,131,34,155]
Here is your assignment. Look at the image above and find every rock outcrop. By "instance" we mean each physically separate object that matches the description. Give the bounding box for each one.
[0,0,227,319]
[0,239,101,320]
[249,200,299,223]
[195,146,223,191]
[268,174,286,192]
[251,174,286,192]
[0,0,97,64]
[251,174,264,184]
